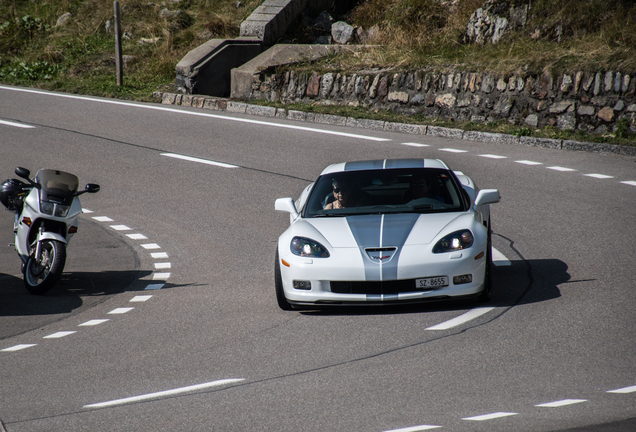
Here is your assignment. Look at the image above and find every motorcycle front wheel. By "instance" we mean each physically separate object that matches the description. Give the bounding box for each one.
[24,240,66,295]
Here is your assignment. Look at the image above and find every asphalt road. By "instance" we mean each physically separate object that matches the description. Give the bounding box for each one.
[0,85,635,432]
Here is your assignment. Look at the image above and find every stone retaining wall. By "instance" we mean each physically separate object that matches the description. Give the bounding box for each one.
[245,68,636,136]
[158,92,636,156]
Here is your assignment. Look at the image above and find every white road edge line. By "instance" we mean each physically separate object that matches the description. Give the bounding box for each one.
[83,378,245,409]
[426,307,495,330]
[492,247,511,266]
[0,85,390,142]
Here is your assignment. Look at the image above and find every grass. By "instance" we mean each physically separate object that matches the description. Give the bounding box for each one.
[1,0,635,146]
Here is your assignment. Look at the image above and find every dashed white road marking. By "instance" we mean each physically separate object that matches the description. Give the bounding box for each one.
[145,283,165,290]
[384,425,441,432]
[82,208,94,213]
[0,119,35,128]
[83,378,245,409]
[43,331,76,339]
[402,142,430,147]
[463,412,518,421]
[439,148,468,153]
[151,252,169,259]
[154,262,172,269]
[480,154,507,159]
[161,153,239,169]
[153,272,171,280]
[108,307,134,314]
[127,233,148,240]
[585,173,614,179]
[426,307,495,330]
[607,385,636,393]
[515,160,543,165]
[130,295,152,302]
[621,181,636,187]
[141,243,161,250]
[547,166,577,172]
[79,319,109,326]
[92,216,114,222]
[2,344,37,352]
[110,225,131,231]
[536,399,587,407]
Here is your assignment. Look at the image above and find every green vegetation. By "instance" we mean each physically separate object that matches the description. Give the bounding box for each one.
[1,0,635,145]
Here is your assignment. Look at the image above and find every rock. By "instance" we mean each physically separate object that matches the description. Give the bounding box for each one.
[493,97,514,117]
[435,93,456,108]
[597,106,615,122]
[388,91,409,103]
[331,21,355,44]
[549,100,575,114]
[614,100,625,111]
[306,72,320,97]
[557,114,576,130]
[524,114,539,127]
[577,105,595,116]
[160,8,182,18]
[56,12,72,27]
[561,74,573,92]
[320,73,334,98]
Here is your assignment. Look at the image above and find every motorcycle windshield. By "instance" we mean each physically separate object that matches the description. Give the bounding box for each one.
[35,169,79,201]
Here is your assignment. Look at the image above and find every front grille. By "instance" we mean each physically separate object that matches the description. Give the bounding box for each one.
[330,280,421,295]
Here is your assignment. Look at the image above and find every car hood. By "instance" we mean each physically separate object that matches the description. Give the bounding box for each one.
[302,212,471,249]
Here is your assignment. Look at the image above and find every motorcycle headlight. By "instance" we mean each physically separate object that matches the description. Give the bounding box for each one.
[54,204,70,217]
[40,201,54,215]
[433,230,474,253]
[290,237,330,258]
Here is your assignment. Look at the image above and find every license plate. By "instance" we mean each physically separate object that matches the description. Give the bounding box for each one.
[415,276,449,289]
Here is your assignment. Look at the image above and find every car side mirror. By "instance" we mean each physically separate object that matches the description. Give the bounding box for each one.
[275,198,298,218]
[474,189,501,206]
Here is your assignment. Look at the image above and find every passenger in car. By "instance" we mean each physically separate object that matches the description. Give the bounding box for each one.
[404,176,446,203]
[324,179,370,209]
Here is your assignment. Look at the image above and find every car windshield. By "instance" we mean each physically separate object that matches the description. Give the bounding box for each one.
[303,168,467,218]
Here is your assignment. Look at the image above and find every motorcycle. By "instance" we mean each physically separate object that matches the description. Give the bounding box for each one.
[0,167,99,295]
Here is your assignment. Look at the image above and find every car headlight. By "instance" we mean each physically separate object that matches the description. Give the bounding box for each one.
[290,237,330,258]
[433,230,474,253]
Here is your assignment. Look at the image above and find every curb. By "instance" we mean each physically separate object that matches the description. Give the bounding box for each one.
[157,92,636,157]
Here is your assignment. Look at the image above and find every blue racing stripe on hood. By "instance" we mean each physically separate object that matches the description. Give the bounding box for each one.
[346,214,421,281]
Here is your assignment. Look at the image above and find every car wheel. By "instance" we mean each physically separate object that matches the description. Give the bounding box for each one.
[477,218,493,303]
[275,249,293,311]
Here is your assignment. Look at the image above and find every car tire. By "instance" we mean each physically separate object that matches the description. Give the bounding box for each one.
[477,218,493,303]
[275,249,293,311]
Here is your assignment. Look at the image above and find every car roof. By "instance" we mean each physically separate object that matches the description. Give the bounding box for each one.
[319,159,450,176]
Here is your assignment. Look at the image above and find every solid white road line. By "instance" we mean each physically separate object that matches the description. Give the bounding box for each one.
[607,385,636,393]
[426,307,495,330]
[161,153,239,168]
[0,119,35,128]
[463,412,518,421]
[384,425,441,432]
[535,399,587,407]
[0,85,389,142]
[83,378,245,409]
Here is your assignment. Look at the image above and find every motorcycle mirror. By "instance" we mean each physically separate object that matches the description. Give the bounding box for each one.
[15,167,31,180]
[85,183,100,193]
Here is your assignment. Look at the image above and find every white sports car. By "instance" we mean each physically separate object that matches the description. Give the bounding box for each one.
[274,159,500,310]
